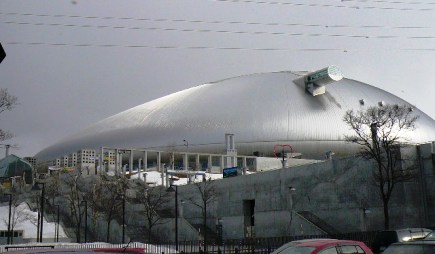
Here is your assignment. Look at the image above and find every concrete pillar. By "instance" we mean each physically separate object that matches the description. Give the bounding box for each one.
[208,155,213,173]
[184,153,189,170]
[242,157,248,175]
[157,152,164,186]
[121,153,125,176]
[144,151,148,172]
[115,149,120,175]
[129,150,133,176]
[254,158,258,172]
[99,147,104,175]
[196,154,200,171]
[226,134,231,149]
[157,152,161,172]
[221,156,225,173]
[138,158,142,180]
[165,164,170,187]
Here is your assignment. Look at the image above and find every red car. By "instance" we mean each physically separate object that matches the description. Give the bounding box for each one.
[271,238,373,254]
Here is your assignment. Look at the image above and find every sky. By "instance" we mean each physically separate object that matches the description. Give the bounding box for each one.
[0,0,434,158]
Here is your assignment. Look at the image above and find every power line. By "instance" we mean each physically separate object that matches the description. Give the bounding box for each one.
[3,20,435,40]
[2,11,435,30]
[341,0,435,5]
[5,41,435,52]
[209,0,435,11]
[4,41,344,51]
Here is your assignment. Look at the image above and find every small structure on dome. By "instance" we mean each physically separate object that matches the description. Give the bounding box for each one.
[294,65,344,96]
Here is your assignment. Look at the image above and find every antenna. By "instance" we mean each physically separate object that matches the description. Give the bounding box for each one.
[0,144,20,158]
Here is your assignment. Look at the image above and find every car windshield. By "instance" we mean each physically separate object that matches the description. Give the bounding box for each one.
[275,246,316,254]
[424,231,435,240]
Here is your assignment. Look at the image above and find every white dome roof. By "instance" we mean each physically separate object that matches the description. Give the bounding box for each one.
[36,71,435,161]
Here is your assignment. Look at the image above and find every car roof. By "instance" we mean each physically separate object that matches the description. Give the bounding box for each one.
[391,240,435,246]
[395,228,432,233]
[293,239,364,247]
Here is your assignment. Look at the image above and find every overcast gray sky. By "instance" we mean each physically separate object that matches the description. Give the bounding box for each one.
[1,0,434,158]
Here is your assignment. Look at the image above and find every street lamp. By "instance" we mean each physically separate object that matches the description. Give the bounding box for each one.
[166,184,178,251]
[183,139,189,151]
[288,186,296,235]
[362,208,371,231]
[4,193,12,244]
[288,186,296,209]
[183,139,189,171]
[122,195,125,244]
[54,205,60,242]
[216,218,223,246]
[32,182,45,243]
[80,200,88,243]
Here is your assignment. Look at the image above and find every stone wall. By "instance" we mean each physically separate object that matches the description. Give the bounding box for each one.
[174,142,434,240]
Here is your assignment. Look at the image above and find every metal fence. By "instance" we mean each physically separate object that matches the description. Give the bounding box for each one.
[155,231,378,254]
[0,231,378,254]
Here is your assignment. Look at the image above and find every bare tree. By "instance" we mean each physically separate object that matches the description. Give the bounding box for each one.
[92,174,128,243]
[0,88,18,141]
[85,179,105,241]
[134,183,169,242]
[44,172,61,207]
[60,171,86,242]
[188,178,218,251]
[2,198,27,244]
[343,104,419,229]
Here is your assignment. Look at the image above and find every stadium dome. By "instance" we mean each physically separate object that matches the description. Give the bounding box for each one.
[35,68,435,161]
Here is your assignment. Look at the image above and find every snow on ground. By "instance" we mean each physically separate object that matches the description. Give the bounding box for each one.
[0,201,67,240]
[0,169,241,243]
[128,169,225,187]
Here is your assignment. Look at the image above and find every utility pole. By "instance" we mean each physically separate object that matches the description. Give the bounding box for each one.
[5,144,10,157]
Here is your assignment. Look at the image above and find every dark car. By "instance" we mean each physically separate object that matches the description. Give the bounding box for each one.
[382,240,435,254]
[271,238,373,254]
[371,228,432,253]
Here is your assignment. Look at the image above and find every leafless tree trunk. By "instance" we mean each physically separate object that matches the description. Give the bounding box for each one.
[134,183,169,242]
[60,171,86,242]
[91,173,127,243]
[343,104,419,229]
[188,178,218,252]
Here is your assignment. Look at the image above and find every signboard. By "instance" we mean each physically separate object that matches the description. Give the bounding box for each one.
[62,167,76,172]
[306,68,329,83]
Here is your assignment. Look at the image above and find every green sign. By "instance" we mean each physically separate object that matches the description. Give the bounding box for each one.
[306,68,329,83]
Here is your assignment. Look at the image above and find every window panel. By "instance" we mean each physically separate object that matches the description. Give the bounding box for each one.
[355,246,365,254]
[340,245,358,254]
[319,247,339,254]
